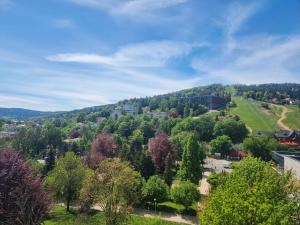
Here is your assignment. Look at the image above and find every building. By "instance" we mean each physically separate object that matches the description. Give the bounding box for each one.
[272,151,300,180]
[274,130,300,148]
[146,111,169,118]
[111,107,122,120]
[228,150,248,160]
[123,104,138,115]
[110,104,138,119]
[0,131,16,138]
[188,95,227,110]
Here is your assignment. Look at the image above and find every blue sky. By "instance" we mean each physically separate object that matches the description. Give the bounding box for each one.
[0,0,300,111]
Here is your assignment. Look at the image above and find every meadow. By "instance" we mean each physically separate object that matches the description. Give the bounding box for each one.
[231,97,279,132]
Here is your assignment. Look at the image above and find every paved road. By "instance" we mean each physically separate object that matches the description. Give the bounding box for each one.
[204,158,232,173]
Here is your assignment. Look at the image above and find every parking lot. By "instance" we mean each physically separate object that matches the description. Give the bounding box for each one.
[204,157,233,173]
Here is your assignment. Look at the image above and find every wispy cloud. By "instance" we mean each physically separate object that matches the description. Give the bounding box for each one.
[192,35,300,84]
[219,1,263,53]
[0,0,14,10]
[53,19,76,29]
[47,40,206,67]
[66,0,188,19]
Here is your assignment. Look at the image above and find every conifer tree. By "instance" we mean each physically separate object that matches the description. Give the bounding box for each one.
[179,134,202,184]
[44,146,55,174]
[163,152,173,186]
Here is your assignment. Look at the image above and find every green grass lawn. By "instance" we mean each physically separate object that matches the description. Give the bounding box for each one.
[231,97,279,132]
[283,105,300,130]
[147,201,197,216]
[44,206,186,225]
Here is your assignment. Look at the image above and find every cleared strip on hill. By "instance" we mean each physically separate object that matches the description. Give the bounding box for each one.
[231,97,279,132]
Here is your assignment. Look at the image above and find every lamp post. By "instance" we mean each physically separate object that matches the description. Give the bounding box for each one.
[154,198,157,213]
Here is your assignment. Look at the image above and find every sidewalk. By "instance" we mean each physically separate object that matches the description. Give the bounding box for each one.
[133,208,199,225]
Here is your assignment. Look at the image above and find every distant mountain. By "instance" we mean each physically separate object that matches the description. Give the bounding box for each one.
[0,108,53,119]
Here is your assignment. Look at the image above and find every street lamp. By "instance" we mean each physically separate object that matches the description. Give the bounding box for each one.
[154,198,157,213]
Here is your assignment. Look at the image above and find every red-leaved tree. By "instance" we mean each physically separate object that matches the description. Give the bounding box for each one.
[0,148,52,225]
[148,132,174,174]
[86,133,118,169]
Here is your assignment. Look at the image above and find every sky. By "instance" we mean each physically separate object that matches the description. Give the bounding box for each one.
[0,0,300,111]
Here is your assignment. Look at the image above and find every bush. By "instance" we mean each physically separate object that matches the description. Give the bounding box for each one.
[171,181,199,209]
[142,175,169,203]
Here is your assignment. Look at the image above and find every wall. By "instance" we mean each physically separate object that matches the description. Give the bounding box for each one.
[284,156,300,180]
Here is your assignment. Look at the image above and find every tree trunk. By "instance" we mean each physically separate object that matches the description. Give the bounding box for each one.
[67,199,70,212]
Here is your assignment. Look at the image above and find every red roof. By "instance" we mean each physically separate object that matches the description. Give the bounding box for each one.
[229,150,248,158]
[279,141,300,147]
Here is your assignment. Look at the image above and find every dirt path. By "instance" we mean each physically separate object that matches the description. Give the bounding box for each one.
[199,171,211,196]
[92,205,198,225]
[133,209,198,225]
[277,106,291,130]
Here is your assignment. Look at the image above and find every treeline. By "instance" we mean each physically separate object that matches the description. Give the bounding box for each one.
[234,83,300,102]
[55,84,231,121]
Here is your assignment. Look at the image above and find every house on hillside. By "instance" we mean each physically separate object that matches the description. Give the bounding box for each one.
[146,111,169,118]
[186,95,227,110]
[274,130,300,147]
[111,107,122,120]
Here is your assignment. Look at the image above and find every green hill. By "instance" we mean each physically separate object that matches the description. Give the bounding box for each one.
[231,97,279,132]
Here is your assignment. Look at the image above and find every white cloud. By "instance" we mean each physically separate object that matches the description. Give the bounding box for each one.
[47,40,205,67]
[192,35,300,84]
[66,0,187,18]
[219,1,263,53]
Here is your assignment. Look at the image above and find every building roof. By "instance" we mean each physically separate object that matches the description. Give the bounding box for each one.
[229,150,247,158]
[274,130,295,138]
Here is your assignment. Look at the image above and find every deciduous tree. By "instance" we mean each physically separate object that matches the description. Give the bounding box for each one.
[200,157,300,225]
[171,181,200,209]
[46,151,87,211]
[149,132,174,174]
[142,175,169,203]
[0,148,51,225]
[80,158,142,225]
[86,133,117,169]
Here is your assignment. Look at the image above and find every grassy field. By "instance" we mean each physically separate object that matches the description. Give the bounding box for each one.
[283,105,300,130]
[44,206,186,225]
[231,97,279,132]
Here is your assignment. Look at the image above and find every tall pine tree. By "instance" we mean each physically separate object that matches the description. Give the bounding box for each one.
[163,152,173,186]
[179,134,202,184]
[44,146,55,174]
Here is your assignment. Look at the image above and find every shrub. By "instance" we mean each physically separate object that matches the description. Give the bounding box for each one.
[171,181,199,209]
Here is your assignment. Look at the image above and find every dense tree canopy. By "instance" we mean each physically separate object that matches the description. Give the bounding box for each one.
[243,136,285,161]
[210,135,233,157]
[172,115,216,142]
[201,157,300,225]
[213,119,248,143]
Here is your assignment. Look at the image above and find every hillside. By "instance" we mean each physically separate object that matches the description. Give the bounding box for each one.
[0,108,53,119]
[231,97,300,132]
